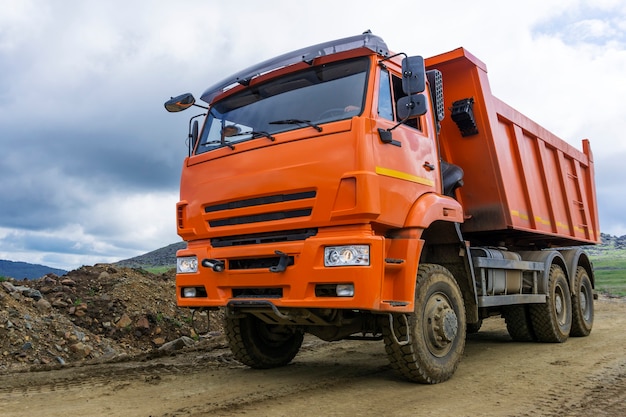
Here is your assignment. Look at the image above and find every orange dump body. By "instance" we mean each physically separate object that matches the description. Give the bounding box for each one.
[427,48,600,247]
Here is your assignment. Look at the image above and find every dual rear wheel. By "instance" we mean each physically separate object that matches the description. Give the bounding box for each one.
[503,264,593,342]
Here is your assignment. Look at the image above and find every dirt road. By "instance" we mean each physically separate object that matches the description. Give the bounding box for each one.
[1,296,624,417]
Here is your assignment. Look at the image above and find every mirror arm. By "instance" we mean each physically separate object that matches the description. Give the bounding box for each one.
[378,52,407,64]
[188,113,206,133]
[187,113,206,155]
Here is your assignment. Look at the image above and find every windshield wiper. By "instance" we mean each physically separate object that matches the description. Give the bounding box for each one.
[201,130,275,150]
[234,130,276,142]
[201,140,235,150]
[268,119,322,132]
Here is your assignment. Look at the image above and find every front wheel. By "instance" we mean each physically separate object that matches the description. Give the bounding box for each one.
[225,313,304,369]
[383,264,466,384]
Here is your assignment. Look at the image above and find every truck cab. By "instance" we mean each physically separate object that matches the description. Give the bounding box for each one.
[172,33,461,313]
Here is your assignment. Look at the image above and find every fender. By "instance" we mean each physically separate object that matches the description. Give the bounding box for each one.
[558,248,595,289]
[404,192,464,228]
[518,250,567,295]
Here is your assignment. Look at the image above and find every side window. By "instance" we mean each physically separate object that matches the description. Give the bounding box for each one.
[378,69,393,121]
[391,74,422,130]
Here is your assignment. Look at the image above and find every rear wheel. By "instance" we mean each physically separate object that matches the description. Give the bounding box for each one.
[225,313,304,369]
[383,264,466,384]
[530,265,572,343]
[570,266,594,337]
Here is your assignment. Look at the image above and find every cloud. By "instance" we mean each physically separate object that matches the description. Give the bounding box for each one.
[1,0,625,270]
[532,2,626,47]
[0,190,178,270]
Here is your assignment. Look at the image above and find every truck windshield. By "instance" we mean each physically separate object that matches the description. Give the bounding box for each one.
[195,57,369,153]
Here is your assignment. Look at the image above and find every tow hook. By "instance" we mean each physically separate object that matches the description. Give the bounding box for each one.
[270,250,292,273]
[202,258,225,272]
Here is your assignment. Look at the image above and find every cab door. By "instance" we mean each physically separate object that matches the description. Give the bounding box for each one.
[372,66,441,227]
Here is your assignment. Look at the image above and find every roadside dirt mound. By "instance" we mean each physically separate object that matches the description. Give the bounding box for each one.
[0,265,222,373]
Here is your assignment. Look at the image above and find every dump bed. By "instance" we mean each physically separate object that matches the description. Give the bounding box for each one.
[426,48,599,247]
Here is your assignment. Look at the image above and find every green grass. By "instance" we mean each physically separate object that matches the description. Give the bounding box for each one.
[143,265,175,274]
[590,256,626,297]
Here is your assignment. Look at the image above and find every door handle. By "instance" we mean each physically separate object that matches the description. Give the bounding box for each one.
[423,162,435,171]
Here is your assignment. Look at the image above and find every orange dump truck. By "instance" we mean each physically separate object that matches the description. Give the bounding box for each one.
[164,33,599,383]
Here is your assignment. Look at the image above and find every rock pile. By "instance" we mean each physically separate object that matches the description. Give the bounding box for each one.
[0,265,223,372]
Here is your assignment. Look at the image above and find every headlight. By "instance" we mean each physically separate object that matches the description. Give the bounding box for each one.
[324,245,370,267]
[177,256,198,273]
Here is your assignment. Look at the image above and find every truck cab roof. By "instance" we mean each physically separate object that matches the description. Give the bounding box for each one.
[200,32,390,104]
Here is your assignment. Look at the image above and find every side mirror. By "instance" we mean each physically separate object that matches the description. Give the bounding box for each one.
[164,93,196,112]
[401,56,425,94]
[397,94,427,119]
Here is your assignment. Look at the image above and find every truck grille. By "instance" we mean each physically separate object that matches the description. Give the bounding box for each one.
[209,209,311,227]
[229,256,294,270]
[205,190,316,228]
[211,228,317,247]
[204,191,316,212]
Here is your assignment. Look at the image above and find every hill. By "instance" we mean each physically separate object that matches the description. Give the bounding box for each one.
[0,259,68,280]
[584,233,626,257]
[115,241,186,268]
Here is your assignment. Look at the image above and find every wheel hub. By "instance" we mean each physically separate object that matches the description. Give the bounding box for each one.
[554,286,567,326]
[555,293,563,315]
[424,294,458,355]
[579,289,588,318]
[440,310,459,342]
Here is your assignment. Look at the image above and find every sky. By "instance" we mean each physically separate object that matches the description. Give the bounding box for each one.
[1,0,625,271]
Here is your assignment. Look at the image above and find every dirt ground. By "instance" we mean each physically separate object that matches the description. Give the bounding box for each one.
[0,296,624,417]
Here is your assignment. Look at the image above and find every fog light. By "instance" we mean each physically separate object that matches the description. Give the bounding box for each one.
[177,256,198,273]
[181,286,207,298]
[315,284,355,297]
[324,245,369,267]
[182,287,197,298]
[336,284,354,297]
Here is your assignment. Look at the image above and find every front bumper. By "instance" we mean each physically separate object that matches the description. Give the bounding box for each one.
[176,227,421,313]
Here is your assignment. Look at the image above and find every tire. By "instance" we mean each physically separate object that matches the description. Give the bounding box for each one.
[502,305,536,342]
[467,319,483,334]
[225,313,303,369]
[383,264,466,384]
[570,266,594,337]
[529,264,572,343]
